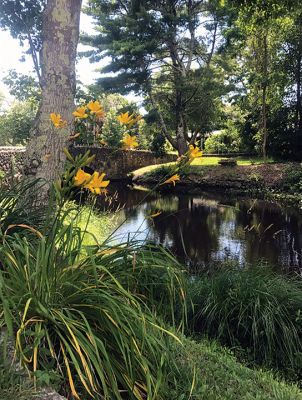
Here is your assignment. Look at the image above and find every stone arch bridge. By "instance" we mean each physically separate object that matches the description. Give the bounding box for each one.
[0,146,176,180]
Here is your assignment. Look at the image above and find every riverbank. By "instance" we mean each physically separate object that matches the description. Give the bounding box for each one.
[131,162,302,206]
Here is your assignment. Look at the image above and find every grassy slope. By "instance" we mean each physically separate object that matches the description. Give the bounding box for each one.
[170,337,302,400]
[1,338,301,400]
[131,156,274,178]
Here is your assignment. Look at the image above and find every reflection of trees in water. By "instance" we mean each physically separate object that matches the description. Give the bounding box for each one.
[147,196,225,266]
[96,183,160,211]
[234,200,302,271]
[96,185,302,272]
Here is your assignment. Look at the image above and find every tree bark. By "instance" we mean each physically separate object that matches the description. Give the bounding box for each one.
[175,91,188,155]
[295,18,302,132]
[260,33,268,159]
[148,88,178,149]
[25,0,82,185]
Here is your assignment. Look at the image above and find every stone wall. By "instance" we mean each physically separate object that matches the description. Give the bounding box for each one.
[0,146,177,180]
[70,146,177,179]
[0,146,25,182]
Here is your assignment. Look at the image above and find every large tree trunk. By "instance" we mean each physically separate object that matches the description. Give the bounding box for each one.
[175,89,188,155]
[295,18,302,133]
[25,0,82,185]
[260,33,268,159]
[176,113,188,155]
[296,54,302,131]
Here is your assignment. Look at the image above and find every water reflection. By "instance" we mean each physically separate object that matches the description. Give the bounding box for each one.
[96,184,302,272]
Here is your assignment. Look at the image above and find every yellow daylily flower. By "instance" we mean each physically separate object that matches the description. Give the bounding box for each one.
[87,100,103,114]
[188,145,202,162]
[50,113,67,128]
[84,172,110,194]
[117,112,142,127]
[69,133,81,140]
[99,139,107,146]
[128,114,142,127]
[122,133,139,149]
[74,169,92,187]
[73,106,88,119]
[148,211,162,218]
[162,174,180,186]
[117,112,132,125]
[87,101,105,120]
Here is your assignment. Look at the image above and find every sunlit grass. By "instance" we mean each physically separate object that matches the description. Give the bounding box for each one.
[132,156,275,179]
[64,202,123,247]
[191,156,275,166]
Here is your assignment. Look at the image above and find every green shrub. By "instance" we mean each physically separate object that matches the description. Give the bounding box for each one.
[188,268,302,375]
[151,132,167,157]
[204,128,243,154]
[0,100,37,145]
[278,165,302,194]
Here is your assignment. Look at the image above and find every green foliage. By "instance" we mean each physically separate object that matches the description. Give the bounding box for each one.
[0,1,44,78]
[204,122,243,153]
[188,267,302,375]
[3,70,41,102]
[204,132,230,153]
[151,132,167,157]
[84,0,230,153]
[0,362,35,400]
[0,179,45,232]
[278,165,302,194]
[145,165,176,181]
[0,170,5,183]
[0,100,37,145]
[101,108,125,147]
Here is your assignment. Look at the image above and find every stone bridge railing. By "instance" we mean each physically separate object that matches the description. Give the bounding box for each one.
[70,146,177,179]
[0,146,177,180]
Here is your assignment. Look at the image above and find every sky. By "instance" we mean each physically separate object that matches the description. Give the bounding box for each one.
[0,7,141,108]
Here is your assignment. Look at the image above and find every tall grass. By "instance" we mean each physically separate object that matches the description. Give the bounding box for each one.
[0,186,186,399]
[0,179,46,232]
[188,267,302,374]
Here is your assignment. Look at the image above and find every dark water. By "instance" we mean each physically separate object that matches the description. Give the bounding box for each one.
[97,184,302,273]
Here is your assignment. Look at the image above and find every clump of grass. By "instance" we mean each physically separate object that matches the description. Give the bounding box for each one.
[0,179,45,232]
[0,202,186,399]
[0,362,35,400]
[145,164,176,180]
[188,267,302,375]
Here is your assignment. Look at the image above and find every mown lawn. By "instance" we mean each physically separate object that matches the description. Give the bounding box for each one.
[131,156,274,178]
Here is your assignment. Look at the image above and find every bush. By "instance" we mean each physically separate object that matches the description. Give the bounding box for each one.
[0,101,37,145]
[278,165,302,194]
[204,128,243,154]
[151,132,167,157]
[188,267,302,375]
